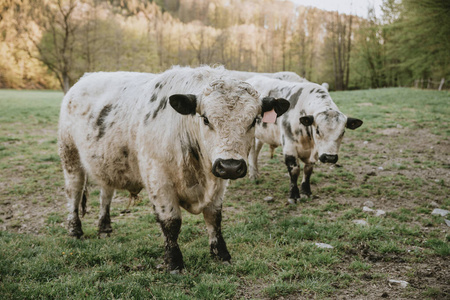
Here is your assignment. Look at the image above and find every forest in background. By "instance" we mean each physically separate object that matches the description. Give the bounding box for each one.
[0,0,449,92]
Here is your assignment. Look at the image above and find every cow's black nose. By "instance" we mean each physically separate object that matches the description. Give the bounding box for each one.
[212,159,247,179]
[319,154,338,164]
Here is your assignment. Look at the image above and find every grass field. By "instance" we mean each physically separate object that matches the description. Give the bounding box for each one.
[0,88,449,299]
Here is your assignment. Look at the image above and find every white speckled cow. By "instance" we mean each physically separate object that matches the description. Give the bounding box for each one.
[246,76,363,204]
[227,70,308,83]
[58,66,289,272]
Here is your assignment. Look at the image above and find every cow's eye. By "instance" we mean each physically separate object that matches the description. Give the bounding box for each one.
[202,116,210,126]
[316,127,320,136]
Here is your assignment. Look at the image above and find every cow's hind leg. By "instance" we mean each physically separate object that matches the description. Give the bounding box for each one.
[98,186,114,237]
[60,143,86,238]
[249,138,264,180]
[203,204,231,263]
[285,154,301,204]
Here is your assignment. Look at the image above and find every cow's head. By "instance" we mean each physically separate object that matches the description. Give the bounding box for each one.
[300,110,362,164]
[169,79,289,179]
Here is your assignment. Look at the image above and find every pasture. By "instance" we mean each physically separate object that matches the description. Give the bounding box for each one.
[0,88,449,299]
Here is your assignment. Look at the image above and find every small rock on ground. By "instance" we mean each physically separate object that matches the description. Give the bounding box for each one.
[431,208,449,217]
[263,196,274,203]
[353,219,368,226]
[315,242,333,249]
[445,219,450,227]
[430,201,439,207]
[375,209,386,217]
[388,279,409,288]
[363,206,374,212]
[363,200,375,207]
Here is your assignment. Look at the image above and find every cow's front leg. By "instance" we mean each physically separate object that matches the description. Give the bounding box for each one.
[300,163,314,198]
[153,199,184,273]
[203,204,231,263]
[98,186,114,237]
[285,154,301,204]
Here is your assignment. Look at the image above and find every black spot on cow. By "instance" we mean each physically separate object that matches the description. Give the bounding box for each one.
[321,94,327,99]
[288,87,303,109]
[122,146,129,158]
[155,82,164,90]
[282,118,295,141]
[309,88,315,94]
[256,118,262,125]
[282,134,285,146]
[150,94,157,103]
[96,104,113,140]
[152,97,168,119]
[262,122,267,128]
[181,135,202,162]
[144,112,151,125]
[316,89,326,94]
[281,86,292,97]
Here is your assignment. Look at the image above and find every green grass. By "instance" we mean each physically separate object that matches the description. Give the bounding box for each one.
[0,88,449,299]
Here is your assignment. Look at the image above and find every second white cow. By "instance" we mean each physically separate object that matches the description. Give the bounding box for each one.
[247,76,363,203]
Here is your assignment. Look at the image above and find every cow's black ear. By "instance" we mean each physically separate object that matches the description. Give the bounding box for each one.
[300,115,314,126]
[169,94,197,115]
[346,117,363,130]
[261,97,290,117]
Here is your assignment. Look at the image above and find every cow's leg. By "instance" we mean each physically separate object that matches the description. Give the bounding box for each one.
[156,210,184,273]
[300,161,314,198]
[60,143,86,238]
[285,154,301,204]
[203,203,231,263]
[269,145,276,159]
[249,138,264,180]
[150,186,184,272]
[98,186,114,237]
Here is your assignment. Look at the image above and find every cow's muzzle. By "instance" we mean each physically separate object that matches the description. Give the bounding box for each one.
[212,159,247,179]
[319,154,338,164]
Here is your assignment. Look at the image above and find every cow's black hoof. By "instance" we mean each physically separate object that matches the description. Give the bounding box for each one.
[68,219,83,238]
[98,224,113,234]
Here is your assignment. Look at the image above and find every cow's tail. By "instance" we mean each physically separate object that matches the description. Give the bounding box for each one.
[80,175,88,218]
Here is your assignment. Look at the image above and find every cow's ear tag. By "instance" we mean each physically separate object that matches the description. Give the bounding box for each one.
[262,109,277,123]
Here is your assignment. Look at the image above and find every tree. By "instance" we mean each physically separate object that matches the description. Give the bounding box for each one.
[27,0,80,93]
[390,0,450,81]
[324,12,354,90]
